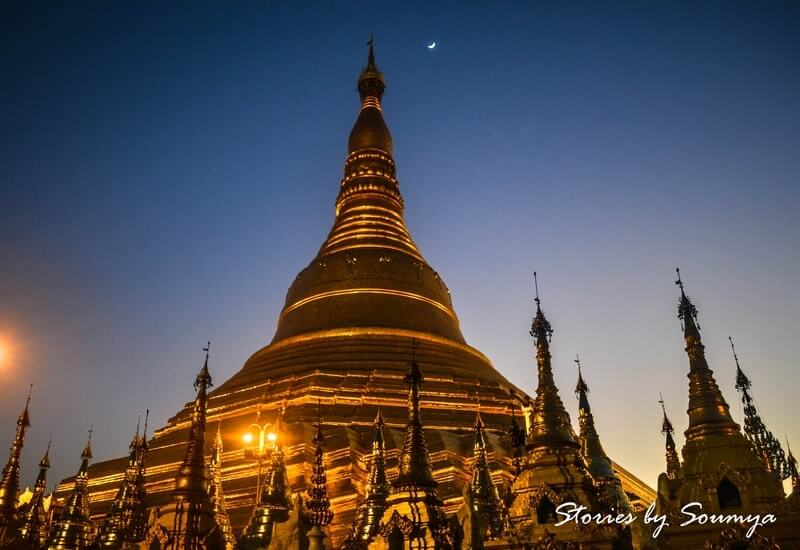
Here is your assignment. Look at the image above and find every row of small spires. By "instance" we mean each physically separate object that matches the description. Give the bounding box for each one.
[2,269,800,548]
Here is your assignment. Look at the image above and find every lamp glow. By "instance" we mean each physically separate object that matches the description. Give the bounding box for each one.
[243,432,253,444]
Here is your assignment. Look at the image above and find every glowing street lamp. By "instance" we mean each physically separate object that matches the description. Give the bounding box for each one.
[243,421,276,506]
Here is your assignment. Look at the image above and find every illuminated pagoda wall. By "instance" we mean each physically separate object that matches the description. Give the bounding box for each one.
[53,44,656,547]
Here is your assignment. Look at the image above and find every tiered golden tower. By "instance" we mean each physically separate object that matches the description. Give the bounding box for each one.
[35,43,750,549]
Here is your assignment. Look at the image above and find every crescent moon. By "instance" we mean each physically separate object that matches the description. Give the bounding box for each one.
[427,42,436,49]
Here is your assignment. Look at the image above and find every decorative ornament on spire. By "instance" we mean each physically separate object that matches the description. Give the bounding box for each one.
[530,272,553,345]
[574,355,590,413]
[0,385,33,530]
[731,336,789,478]
[305,401,334,528]
[675,268,699,333]
[357,33,386,107]
[394,340,438,489]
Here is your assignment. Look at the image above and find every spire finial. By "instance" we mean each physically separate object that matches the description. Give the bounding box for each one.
[658,393,673,435]
[143,409,149,439]
[40,435,52,469]
[729,336,740,368]
[367,33,375,65]
[730,336,751,391]
[675,268,700,331]
[19,383,32,427]
[575,355,590,409]
[529,271,553,343]
[83,425,93,459]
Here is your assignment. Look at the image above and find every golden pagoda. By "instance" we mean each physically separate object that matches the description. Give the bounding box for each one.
[654,270,800,548]
[56,41,657,547]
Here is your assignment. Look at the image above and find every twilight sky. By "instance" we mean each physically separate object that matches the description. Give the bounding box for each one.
[1,1,798,492]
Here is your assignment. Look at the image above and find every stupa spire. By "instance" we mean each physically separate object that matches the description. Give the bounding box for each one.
[95,413,149,547]
[574,358,631,512]
[208,423,235,549]
[272,36,466,346]
[507,394,526,477]
[394,341,438,489]
[45,428,94,549]
[0,385,32,529]
[574,357,614,479]
[347,409,390,545]
[305,401,333,529]
[527,272,576,446]
[730,336,789,478]
[787,439,799,493]
[469,411,503,539]
[174,343,213,499]
[20,437,51,549]
[165,343,216,550]
[674,269,739,437]
[659,394,682,480]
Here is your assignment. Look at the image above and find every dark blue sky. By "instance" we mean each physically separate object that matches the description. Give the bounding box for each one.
[1,1,798,491]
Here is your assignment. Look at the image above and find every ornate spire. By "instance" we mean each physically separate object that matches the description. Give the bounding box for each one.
[208,423,235,549]
[238,410,291,549]
[95,413,149,547]
[46,428,94,549]
[507,393,526,477]
[350,33,390,152]
[305,401,333,528]
[394,342,438,489]
[787,439,799,493]
[730,336,789,478]
[659,394,682,480]
[167,343,215,550]
[174,343,213,499]
[674,269,739,437]
[0,385,32,529]
[573,359,631,513]
[20,438,51,548]
[527,272,576,447]
[274,37,466,347]
[314,34,420,263]
[347,409,390,544]
[574,357,615,480]
[469,411,503,539]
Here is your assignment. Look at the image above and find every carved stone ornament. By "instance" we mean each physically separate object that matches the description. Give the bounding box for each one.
[704,525,780,550]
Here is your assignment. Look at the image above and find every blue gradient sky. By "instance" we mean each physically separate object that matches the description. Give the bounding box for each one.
[1,1,798,491]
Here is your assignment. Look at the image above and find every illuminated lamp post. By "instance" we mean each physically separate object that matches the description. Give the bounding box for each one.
[243,422,276,506]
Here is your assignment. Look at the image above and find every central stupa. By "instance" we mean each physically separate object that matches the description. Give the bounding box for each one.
[74,45,650,547]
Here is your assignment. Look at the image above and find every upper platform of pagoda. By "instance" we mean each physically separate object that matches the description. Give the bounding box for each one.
[272,40,465,344]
